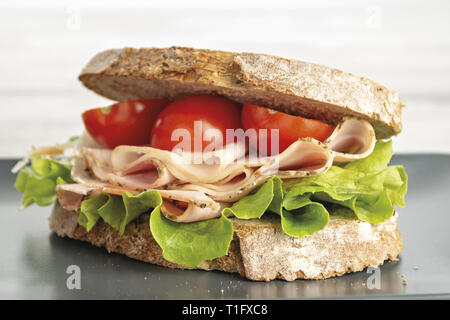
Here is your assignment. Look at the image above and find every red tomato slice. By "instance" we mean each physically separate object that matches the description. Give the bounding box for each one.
[241,104,335,155]
[82,99,170,149]
[151,95,242,152]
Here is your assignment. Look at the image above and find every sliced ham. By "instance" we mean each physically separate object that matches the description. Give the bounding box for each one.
[157,190,231,222]
[56,183,93,211]
[76,137,332,202]
[324,117,376,163]
[110,141,247,184]
[59,163,229,222]
[80,148,176,190]
[71,156,132,195]
[175,138,333,202]
[64,116,376,222]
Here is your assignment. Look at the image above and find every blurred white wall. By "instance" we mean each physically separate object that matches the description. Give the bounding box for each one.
[1,0,449,157]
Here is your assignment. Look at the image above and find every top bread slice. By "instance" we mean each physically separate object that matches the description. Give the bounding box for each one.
[79,47,404,139]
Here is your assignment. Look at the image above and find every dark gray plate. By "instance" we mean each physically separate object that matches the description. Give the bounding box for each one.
[1,155,449,299]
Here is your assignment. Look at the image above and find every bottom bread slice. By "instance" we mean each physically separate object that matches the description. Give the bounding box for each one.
[49,203,403,281]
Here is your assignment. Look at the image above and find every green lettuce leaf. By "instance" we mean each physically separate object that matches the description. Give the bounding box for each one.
[151,177,281,268]
[150,177,283,267]
[283,140,408,224]
[14,157,74,209]
[77,190,234,268]
[78,191,162,235]
[220,175,329,241]
[78,194,107,232]
[150,210,233,268]
[223,177,276,219]
[120,191,162,234]
[280,196,329,238]
[267,177,329,237]
[268,176,283,215]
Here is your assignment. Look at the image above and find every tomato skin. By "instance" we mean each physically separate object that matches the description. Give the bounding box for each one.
[82,99,170,149]
[151,95,242,152]
[241,104,335,155]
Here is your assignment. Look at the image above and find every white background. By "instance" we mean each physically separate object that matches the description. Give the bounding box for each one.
[1,0,449,157]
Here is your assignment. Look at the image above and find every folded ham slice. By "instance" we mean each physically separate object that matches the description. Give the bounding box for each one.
[56,183,93,211]
[65,140,333,220]
[78,138,332,199]
[61,117,376,223]
[174,138,333,202]
[157,190,231,222]
[68,156,230,222]
[325,117,376,163]
[80,148,176,190]
[56,183,229,223]
[111,141,247,184]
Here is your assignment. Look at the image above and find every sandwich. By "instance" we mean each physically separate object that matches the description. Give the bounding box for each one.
[13,47,408,281]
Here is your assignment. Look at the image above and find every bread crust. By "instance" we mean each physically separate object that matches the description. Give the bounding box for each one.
[49,203,402,281]
[79,47,403,139]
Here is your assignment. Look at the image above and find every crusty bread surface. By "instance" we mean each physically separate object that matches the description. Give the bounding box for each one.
[79,47,403,139]
[49,203,402,281]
